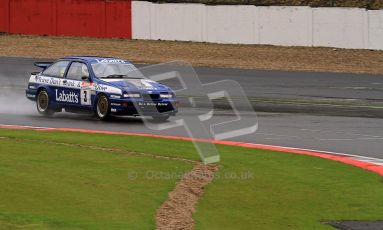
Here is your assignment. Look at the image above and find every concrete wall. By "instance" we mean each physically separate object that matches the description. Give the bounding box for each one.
[368,10,383,50]
[154,3,205,41]
[132,1,151,39]
[312,8,368,49]
[206,5,258,44]
[258,6,312,46]
[133,1,205,41]
[132,1,383,50]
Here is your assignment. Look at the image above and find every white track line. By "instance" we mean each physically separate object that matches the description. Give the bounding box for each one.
[242,142,383,165]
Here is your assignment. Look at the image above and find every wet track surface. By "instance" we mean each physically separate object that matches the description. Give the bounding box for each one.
[0,57,382,159]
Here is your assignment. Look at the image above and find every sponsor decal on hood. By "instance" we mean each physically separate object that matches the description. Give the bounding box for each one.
[102,79,161,90]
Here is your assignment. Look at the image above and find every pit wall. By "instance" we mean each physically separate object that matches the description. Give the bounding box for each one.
[132,1,383,50]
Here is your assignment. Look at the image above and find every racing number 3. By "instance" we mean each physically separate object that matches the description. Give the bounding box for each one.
[81,89,91,106]
[84,91,87,102]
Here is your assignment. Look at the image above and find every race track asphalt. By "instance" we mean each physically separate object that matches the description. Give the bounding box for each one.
[0,57,382,160]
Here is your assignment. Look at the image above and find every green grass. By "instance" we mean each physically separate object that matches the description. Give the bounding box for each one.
[195,147,383,229]
[0,130,193,229]
[0,129,383,229]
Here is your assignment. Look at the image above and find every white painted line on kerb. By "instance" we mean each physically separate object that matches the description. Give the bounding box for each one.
[243,142,383,164]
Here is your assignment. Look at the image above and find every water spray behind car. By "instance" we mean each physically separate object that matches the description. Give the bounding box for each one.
[0,73,36,115]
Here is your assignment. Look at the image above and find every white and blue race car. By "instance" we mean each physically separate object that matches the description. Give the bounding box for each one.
[26,56,178,121]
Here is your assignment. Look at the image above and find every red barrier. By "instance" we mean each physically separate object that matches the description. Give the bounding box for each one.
[9,0,56,35]
[105,0,132,38]
[0,0,131,39]
[57,0,105,37]
[0,0,9,32]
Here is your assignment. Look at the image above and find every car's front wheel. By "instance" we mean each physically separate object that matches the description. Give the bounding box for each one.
[36,89,54,116]
[95,94,110,120]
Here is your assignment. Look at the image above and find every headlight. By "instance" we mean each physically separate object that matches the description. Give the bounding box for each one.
[123,93,141,98]
[160,93,173,99]
[110,95,121,99]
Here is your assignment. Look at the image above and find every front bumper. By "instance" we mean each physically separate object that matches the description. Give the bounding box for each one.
[109,98,178,116]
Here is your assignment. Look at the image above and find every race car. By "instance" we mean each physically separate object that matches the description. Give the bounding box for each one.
[25,56,178,121]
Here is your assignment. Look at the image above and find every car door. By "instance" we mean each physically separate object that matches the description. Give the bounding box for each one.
[39,60,70,104]
[63,61,92,109]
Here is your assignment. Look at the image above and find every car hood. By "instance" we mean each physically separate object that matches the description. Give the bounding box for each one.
[101,78,169,91]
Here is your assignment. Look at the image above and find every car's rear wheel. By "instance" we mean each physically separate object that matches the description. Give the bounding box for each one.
[151,115,170,122]
[36,89,54,116]
[95,95,110,120]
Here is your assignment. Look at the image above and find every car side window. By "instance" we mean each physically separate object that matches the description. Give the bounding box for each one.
[42,61,70,78]
[66,62,90,81]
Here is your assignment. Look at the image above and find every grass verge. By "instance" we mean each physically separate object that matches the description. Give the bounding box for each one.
[0,129,383,229]
[0,131,193,229]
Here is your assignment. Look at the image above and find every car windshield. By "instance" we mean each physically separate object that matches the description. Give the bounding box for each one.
[91,63,143,79]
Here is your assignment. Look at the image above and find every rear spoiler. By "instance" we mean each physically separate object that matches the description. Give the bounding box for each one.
[34,62,53,70]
